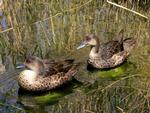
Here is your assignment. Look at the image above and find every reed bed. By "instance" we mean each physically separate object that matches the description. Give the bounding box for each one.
[0,0,150,62]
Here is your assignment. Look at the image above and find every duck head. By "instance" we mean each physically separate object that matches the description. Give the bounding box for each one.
[24,56,45,75]
[77,34,99,49]
[17,56,45,75]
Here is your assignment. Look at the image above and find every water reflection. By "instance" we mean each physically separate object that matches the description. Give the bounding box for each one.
[18,80,82,112]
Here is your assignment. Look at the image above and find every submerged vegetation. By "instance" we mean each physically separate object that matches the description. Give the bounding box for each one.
[0,0,150,113]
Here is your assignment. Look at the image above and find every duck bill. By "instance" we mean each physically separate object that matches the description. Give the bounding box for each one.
[16,64,25,69]
[77,41,87,50]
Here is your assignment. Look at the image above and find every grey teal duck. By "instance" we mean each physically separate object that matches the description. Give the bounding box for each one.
[77,30,136,69]
[18,56,81,92]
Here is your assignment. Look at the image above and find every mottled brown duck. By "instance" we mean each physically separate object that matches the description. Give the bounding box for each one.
[77,30,136,69]
[18,56,81,92]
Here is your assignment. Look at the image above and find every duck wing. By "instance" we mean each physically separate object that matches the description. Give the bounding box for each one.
[99,41,123,60]
[42,59,75,76]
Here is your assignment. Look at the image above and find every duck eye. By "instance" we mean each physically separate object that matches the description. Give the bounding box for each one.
[86,37,91,41]
[26,59,31,63]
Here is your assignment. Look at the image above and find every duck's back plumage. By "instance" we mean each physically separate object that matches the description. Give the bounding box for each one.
[99,41,123,60]
[43,59,75,76]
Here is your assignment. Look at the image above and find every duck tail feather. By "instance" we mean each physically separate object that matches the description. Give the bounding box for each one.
[66,62,81,77]
[117,29,124,44]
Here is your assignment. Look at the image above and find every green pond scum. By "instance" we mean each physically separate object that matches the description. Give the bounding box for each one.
[0,0,150,113]
[96,62,136,78]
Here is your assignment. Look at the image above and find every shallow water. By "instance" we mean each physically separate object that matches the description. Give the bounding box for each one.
[0,0,150,113]
[0,57,149,113]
